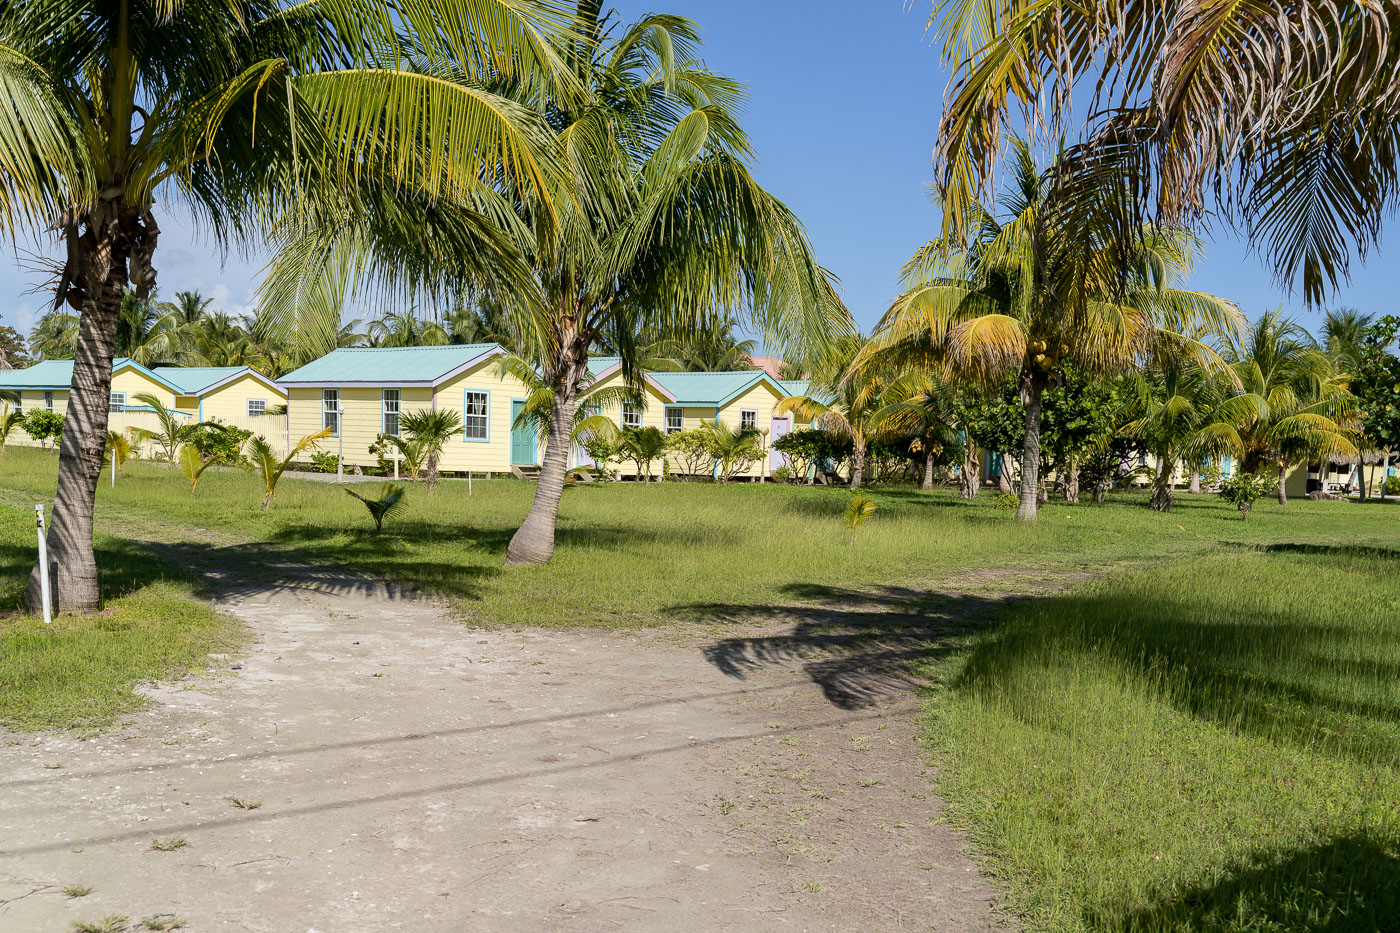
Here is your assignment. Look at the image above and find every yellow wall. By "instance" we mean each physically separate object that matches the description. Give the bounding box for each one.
[285,357,538,473]
[716,381,788,478]
[198,373,285,423]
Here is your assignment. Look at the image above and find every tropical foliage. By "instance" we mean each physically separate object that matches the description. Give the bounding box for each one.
[249,428,333,511]
[344,483,409,534]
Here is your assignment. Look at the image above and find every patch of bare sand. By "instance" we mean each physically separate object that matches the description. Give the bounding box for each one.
[0,563,1002,932]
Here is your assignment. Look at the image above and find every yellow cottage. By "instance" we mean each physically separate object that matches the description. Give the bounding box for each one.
[277,344,543,474]
[0,358,285,449]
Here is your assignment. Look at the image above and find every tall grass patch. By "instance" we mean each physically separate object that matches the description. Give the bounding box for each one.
[925,547,1400,931]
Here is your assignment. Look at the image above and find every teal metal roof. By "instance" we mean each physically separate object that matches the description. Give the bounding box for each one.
[647,370,781,407]
[278,344,501,385]
[587,356,621,378]
[0,359,87,390]
[152,366,248,394]
[778,380,810,397]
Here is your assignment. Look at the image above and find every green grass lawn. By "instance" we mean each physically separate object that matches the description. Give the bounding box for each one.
[0,502,246,732]
[924,546,1400,931]
[2,447,1398,929]
[1,446,1394,628]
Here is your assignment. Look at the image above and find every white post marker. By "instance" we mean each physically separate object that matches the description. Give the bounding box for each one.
[336,406,345,483]
[393,446,400,481]
[468,471,472,496]
[111,448,116,488]
[35,504,52,624]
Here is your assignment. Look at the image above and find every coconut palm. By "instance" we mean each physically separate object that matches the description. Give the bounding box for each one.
[344,483,408,533]
[646,320,757,372]
[178,443,223,495]
[498,353,630,451]
[28,311,80,360]
[1,404,23,455]
[1122,354,1233,512]
[1208,312,1361,505]
[928,0,1400,307]
[131,393,197,466]
[864,141,1240,520]
[872,374,964,493]
[249,427,333,511]
[621,426,668,484]
[1323,308,1374,376]
[367,311,452,349]
[844,495,877,547]
[702,420,764,484]
[5,0,572,611]
[781,339,896,489]
[399,409,463,491]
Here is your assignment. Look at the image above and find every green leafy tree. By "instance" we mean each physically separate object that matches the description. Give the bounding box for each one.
[400,409,464,491]
[344,483,408,534]
[23,409,65,448]
[667,428,716,480]
[865,139,1240,521]
[772,429,829,485]
[7,0,569,611]
[621,426,668,484]
[0,325,31,368]
[1351,316,1400,499]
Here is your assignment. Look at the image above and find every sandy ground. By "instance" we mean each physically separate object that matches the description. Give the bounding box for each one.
[0,559,1000,932]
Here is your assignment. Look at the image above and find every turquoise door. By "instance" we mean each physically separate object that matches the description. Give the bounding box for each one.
[510,400,536,465]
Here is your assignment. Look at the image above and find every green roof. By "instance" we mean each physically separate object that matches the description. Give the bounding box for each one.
[0,359,89,390]
[648,370,783,407]
[0,360,278,396]
[278,344,502,385]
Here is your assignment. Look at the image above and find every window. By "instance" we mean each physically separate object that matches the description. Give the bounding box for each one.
[740,409,757,432]
[247,399,267,418]
[43,391,53,411]
[463,391,488,440]
[109,392,126,412]
[665,407,683,434]
[322,389,339,434]
[621,402,642,430]
[381,389,400,436]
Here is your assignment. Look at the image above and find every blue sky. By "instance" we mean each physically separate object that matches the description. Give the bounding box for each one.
[2,1,1393,343]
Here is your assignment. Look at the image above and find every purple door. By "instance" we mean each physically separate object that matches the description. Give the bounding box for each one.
[770,416,792,470]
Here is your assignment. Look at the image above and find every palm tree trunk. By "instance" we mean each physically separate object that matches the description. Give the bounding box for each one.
[1382,455,1391,501]
[28,277,124,612]
[922,452,935,490]
[997,456,1012,494]
[1277,462,1288,506]
[1150,455,1173,512]
[1188,466,1201,495]
[850,439,866,488]
[1063,453,1080,504]
[506,360,584,566]
[1016,372,1045,522]
[959,440,979,499]
[426,452,439,491]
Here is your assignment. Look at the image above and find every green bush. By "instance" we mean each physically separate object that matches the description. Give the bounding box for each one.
[188,421,252,467]
[1218,472,1274,519]
[1385,475,1399,496]
[994,491,1019,511]
[771,465,792,483]
[309,451,339,473]
[22,409,64,447]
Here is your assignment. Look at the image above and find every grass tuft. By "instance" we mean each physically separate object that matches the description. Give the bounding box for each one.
[61,884,92,898]
[71,916,127,933]
[148,836,187,852]
[227,796,262,810]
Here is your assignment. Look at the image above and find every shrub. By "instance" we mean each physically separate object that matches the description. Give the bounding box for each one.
[1385,475,1399,497]
[582,433,625,481]
[22,408,64,448]
[188,421,252,467]
[773,429,849,483]
[1218,472,1274,519]
[309,451,339,473]
[771,465,792,484]
[994,492,1019,511]
[621,426,668,483]
[667,428,714,479]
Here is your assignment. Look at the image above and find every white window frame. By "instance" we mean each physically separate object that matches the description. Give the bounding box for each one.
[43,391,53,411]
[322,389,339,435]
[740,409,758,432]
[109,391,126,412]
[381,389,400,436]
[621,401,642,430]
[247,398,267,418]
[463,390,489,441]
[664,407,683,434]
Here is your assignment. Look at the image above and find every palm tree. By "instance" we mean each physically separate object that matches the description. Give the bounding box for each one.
[1122,353,1233,512]
[132,392,197,465]
[778,346,891,489]
[702,420,764,484]
[1209,311,1360,505]
[864,141,1240,520]
[1,404,23,455]
[872,374,964,493]
[344,483,408,534]
[498,353,631,451]
[367,311,451,349]
[249,427,333,511]
[256,6,850,565]
[928,1,1400,307]
[646,320,758,372]
[28,311,80,360]
[5,0,571,611]
[399,409,463,491]
[621,426,668,484]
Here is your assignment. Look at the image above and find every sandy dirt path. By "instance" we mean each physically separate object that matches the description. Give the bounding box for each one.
[0,558,1000,932]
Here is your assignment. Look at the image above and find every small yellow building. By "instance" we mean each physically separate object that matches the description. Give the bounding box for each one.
[278,344,542,474]
[0,358,285,449]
